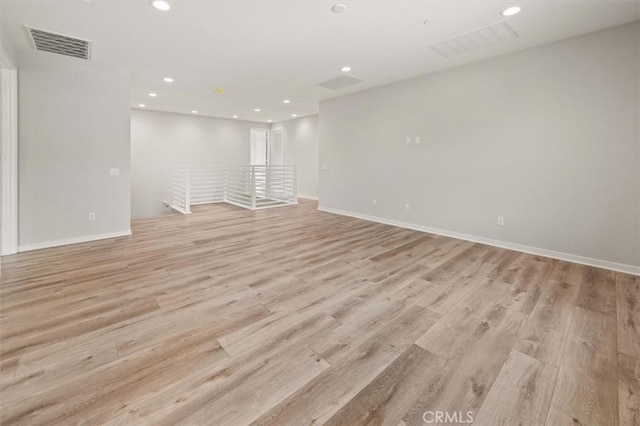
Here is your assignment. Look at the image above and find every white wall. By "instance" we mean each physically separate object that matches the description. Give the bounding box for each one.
[0,1,16,70]
[272,114,319,198]
[319,22,640,271]
[131,109,269,218]
[18,52,131,250]
[0,42,16,70]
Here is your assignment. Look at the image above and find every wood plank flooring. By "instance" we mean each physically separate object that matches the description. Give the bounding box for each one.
[0,199,637,425]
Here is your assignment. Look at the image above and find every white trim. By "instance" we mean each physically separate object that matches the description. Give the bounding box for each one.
[1,68,18,256]
[18,230,132,253]
[297,194,319,201]
[318,206,640,277]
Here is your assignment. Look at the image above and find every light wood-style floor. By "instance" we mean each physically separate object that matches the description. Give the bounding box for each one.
[0,199,638,425]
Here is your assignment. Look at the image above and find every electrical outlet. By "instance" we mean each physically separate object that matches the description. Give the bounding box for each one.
[109,168,120,176]
[89,212,96,221]
[321,165,329,171]
[497,216,504,226]
[405,137,411,145]
[404,203,410,211]
[372,199,377,206]
[415,136,421,144]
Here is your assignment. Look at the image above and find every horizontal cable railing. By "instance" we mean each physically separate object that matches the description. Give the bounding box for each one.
[170,167,190,214]
[168,165,297,214]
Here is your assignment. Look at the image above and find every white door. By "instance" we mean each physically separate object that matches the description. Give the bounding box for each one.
[250,128,269,166]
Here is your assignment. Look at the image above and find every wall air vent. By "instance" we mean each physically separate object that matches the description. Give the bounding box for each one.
[24,26,92,60]
[429,21,517,58]
[318,74,365,90]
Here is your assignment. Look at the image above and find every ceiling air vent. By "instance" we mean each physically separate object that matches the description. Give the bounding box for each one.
[25,26,92,60]
[318,74,365,90]
[429,21,517,58]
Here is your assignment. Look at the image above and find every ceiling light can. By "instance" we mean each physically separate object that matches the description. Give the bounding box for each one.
[150,0,170,11]
[331,4,347,14]
[502,6,521,16]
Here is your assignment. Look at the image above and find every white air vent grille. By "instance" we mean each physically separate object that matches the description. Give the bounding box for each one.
[25,26,92,60]
[318,74,365,90]
[429,21,517,58]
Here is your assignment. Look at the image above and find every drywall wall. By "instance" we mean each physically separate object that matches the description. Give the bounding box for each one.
[319,21,640,271]
[18,51,131,250]
[131,109,269,218]
[0,77,3,257]
[0,41,16,69]
[272,115,319,198]
[0,3,16,70]
[0,71,3,257]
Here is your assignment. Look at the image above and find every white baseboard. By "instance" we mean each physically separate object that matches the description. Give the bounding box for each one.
[298,194,319,201]
[318,206,640,276]
[18,230,132,252]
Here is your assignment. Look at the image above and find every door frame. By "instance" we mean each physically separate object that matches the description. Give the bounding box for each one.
[249,127,270,165]
[270,127,285,166]
[1,68,18,256]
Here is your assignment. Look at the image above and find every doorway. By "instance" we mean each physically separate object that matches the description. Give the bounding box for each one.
[250,127,285,166]
[250,128,269,166]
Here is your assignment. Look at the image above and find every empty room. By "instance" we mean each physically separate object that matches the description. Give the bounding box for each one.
[0,0,639,425]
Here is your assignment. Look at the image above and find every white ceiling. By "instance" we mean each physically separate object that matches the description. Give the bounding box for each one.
[2,0,638,123]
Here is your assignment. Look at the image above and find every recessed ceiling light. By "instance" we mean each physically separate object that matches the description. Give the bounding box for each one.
[331,4,347,14]
[138,104,146,108]
[283,99,291,104]
[501,6,521,16]
[163,77,173,83]
[191,110,198,114]
[254,108,261,112]
[148,92,157,97]
[292,114,297,117]
[341,66,351,72]
[268,119,272,123]
[150,0,170,11]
